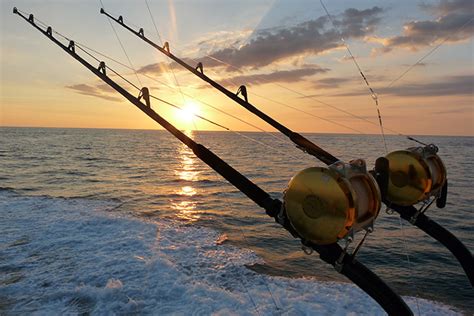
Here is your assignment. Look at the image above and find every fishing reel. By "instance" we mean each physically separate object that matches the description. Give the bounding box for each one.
[381,144,447,207]
[283,159,381,245]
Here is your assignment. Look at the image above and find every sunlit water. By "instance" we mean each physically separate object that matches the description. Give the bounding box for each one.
[1,127,472,314]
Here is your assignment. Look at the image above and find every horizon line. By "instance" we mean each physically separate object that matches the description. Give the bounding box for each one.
[1,124,473,138]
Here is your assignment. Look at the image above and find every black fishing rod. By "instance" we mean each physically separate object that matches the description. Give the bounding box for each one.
[14,8,413,315]
[101,10,473,286]
[99,8,338,166]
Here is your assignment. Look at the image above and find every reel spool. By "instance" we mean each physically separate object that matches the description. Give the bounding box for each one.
[385,144,447,206]
[283,159,381,245]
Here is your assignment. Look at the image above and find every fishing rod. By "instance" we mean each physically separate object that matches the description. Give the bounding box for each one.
[14,8,413,315]
[99,8,338,166]
[100,9,473,286]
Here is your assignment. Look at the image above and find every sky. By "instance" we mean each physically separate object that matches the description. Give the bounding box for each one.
[0,0,473,136]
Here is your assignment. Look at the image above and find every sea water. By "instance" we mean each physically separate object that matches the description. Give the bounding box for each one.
[1,127,472,315]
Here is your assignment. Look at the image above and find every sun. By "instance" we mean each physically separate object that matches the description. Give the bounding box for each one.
[179,101,200,123]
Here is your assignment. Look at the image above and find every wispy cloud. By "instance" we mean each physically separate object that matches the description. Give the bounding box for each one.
[136,6,383,77]
[225,67,329,86]
[336,75,474,97]
[420,0,472,15]
[375,0,473,53]
[312,77,353,89]
[66,84,121,102]
[433,107,473,114]
[207,7,383,70]
[137,61,182,75]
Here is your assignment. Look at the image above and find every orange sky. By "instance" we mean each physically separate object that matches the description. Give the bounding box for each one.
[1,0,473,136]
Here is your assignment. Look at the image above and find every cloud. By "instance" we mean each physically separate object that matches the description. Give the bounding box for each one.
[400,62,430,67]
[312,77,353,89]
[225,67,329,86]
[66,84,121,102]
[136,6,383,76]
[433,107,473,114]
[207,7,383,70]
[420,0,473,15]
[137,61,183,75]
[337,75,474,97]
[377,0,473,53]
[137,57,220,76]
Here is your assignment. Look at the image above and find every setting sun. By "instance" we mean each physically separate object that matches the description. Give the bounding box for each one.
[179,101,200,123]
[2,1,473,314]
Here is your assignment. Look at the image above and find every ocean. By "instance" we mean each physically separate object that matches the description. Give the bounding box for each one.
[1,127,472,315]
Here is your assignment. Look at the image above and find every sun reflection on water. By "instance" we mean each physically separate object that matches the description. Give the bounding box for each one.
[172,130,201,222]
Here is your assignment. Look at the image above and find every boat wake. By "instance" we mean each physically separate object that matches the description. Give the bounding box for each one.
[0,190,460,315]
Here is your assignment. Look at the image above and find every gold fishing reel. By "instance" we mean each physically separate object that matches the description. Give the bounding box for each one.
[385,144,447,206]
[283,159,381,245]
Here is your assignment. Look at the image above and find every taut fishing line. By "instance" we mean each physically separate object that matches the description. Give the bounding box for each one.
[42,6,295,158]
[318,2,424,313]
[386,17,474,89]
[169,43,367,135]
[99,0,142,88]
[319,0,388,153]
[15,6,473,313]
[144,0,186,105]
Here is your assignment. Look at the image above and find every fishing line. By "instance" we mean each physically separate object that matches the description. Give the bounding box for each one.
[95,7,368,144]
[24,16,228,133]
[173,45,423,148]
[319,0,388,153]
[251,90,365,134]
[77,42,298,157]
[144,0,187,105]
[92,6,439,147]
[207,156,264,315]
[398,217,422,315]
[318,2,427,312]
[236,223,281,313]
[33,16,294,154]
[217,164,280,314]
[85,51,297,157]
[170,44,367,135]
[149,95,226,130]
[65,31,291,146]
[99,0,143,88]
[385,17,474,88]
[190,49,378,134]
[196,43,421,141]
[20,6,344,161]
[142,1,302,157]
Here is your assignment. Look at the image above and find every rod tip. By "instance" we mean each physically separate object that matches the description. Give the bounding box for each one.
[13,7,18,14]
[100,7,105,14]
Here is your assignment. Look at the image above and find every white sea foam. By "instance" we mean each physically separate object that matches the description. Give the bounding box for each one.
[0,191,460,315]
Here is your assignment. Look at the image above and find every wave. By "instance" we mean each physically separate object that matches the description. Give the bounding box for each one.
[0,193,460,315]
[0,186,16,192]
